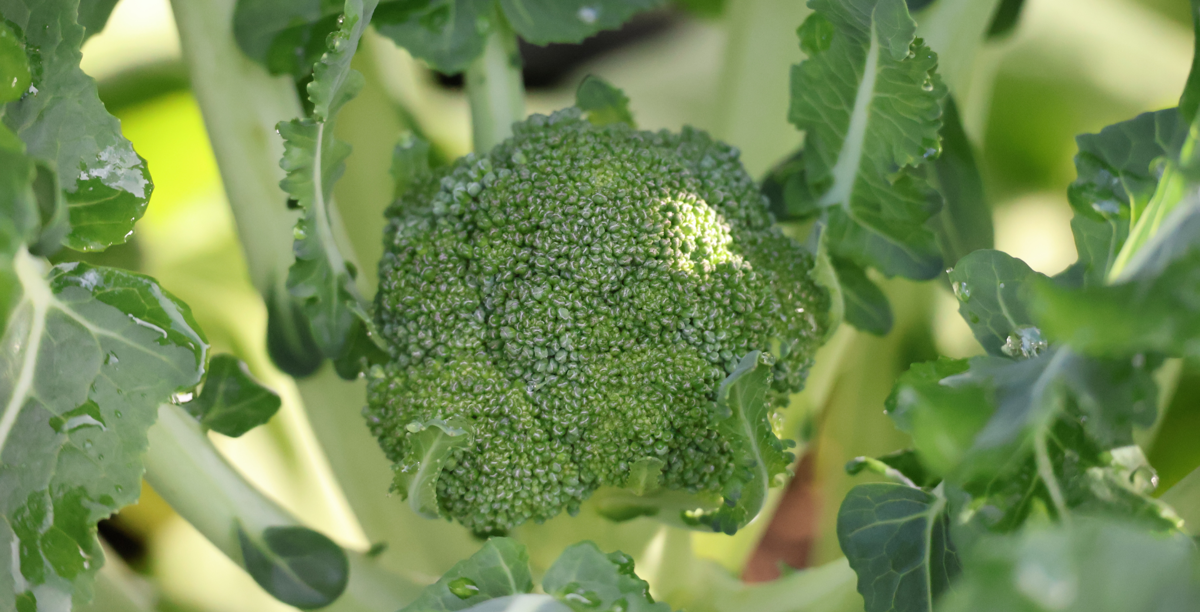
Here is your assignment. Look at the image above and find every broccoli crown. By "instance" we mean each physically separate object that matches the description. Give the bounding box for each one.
[367,109,829,533]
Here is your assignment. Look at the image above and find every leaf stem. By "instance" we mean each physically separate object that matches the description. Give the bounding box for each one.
[144,403,421,612]
[1034,430,1070,524]
[466,11,525,153]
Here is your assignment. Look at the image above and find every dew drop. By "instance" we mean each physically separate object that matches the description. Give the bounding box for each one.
[447,577,479,599]
[578,6,598,23]
[1001,325,1048,359]
[952,281,970,302]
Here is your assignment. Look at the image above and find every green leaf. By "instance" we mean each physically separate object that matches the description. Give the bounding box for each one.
[886,357,991,478]
[373,0,492,76]
[264,285,324,378]
[575,75,635,128]
[398,538,534,612]
[454,596,570,612]
[1,252,207,611]
[278,0,386,374]
[1065,109,1183,286]
[391,132,432,200]
[789,0,947,280]
[184,354,281,438]
[0,22,31,103]
[233,0,343,78]
[392,419,473,519]
[542,542,670,612]
[939,519,1200,612]
[77,0,120,39]
[984,0,1025,38]
[1,0,154,252]
[887,349,1172,533]
[688,351,794,534]
[831,256,892,336]
[237,524,350,610]
[374,0,662,75]
[622,457,665,496]
[1030,249,1200,359]
[846,449,939,489]
[927,95,992,266]
[947,250,1048,358]
[837,483,960,612]
[498,0,662,45]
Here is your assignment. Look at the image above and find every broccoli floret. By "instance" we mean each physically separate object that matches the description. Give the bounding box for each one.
[366,109,829,534]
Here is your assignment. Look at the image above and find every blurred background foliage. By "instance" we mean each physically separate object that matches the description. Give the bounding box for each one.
[73,0,1200,610]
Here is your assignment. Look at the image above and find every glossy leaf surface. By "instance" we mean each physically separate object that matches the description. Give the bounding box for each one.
[837,484,959,612]
[1,0,154,252]
[184,354,281,437]
[399,538,533,612]
[237,524,350,610]
[789,0,947,280]
[0,255,207,611]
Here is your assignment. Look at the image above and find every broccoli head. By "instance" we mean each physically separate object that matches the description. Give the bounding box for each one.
[366,109,830,534]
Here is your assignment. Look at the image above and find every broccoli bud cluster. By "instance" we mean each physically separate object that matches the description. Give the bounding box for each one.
[367,109,829,533]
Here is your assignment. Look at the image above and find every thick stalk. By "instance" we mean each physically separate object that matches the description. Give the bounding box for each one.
[466,13,525,153]
[712,0,810,176]
[167,0,301,314]
[145,404,420,612]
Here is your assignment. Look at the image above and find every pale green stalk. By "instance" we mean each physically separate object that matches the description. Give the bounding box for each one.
[144,403,420,612]
[466,12,525,153]
[712,0,810,176]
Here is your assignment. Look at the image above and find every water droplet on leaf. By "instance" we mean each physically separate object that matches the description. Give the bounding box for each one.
[952,281,970,302]
[448,577,479,599]
[1001,325,1048,359]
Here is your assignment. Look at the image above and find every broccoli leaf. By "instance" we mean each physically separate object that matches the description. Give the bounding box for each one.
[498,0,662,45]
[373,0,493,76]
[690,351,794,534]
[1030,249,1200,359]
[278,0,386,375]
[887,348,1171,532]
[0,22,31,102]
[184,354,281,437]
[400,539,673,612]
[789,0,947,281]
[236,524,350,609]
[77,0,120,39]
[830,256,892,336]
[927,95,992,266]
[845,449,939,489]
[1,253,207,611]
[575,75,636,128]
[984,0,1025,38]
[837,483,960,612]
[939,520,1200,612]
[947,250,1048,358]
[1065,109,1182,286]
[1,0,154,252]
[542,542,669,612]
[885,358,991,477]
[393,419,473,519]
[398,538,534,612]
[233,0,343,79]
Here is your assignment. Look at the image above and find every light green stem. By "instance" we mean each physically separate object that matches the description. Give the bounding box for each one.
[144,403,420,612]
[167,0,301,311]
[712,0,810,176]
[466,13,525,153]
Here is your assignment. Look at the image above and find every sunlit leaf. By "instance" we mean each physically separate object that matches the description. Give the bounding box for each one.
[0,254,207,611]
[1,0,154,252]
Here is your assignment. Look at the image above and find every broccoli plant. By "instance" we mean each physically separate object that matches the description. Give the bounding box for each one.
[3,0,1200,611]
